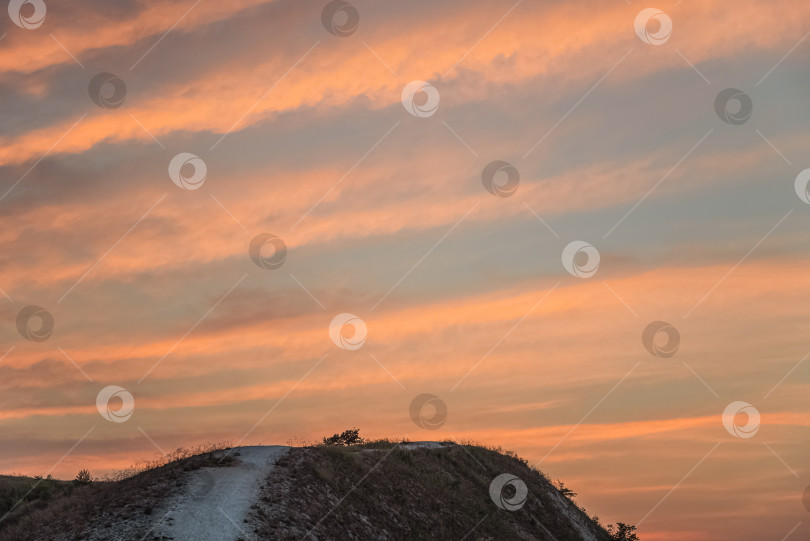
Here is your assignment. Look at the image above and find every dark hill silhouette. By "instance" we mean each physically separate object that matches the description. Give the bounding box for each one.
[0,438,638,541]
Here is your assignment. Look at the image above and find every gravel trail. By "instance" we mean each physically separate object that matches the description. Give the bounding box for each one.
[150,446,289,541]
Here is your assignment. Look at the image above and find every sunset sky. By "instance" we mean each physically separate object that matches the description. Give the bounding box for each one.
[2,0,810,539]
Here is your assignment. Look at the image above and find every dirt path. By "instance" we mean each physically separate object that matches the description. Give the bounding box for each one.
[150,446,289,541]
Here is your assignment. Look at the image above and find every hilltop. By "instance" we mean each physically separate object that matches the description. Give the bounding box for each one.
[0,437,637,540]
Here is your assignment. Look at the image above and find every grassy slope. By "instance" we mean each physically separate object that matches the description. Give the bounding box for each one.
[0,442,626,540]
[0,475,74,525]
[0,448,235,541]
[252,442,616,541]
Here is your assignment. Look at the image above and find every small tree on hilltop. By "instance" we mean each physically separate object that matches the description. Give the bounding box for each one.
[322,428,364,446]
[74,469,93,484]
[554,480,577,499]
[607,522,640,541]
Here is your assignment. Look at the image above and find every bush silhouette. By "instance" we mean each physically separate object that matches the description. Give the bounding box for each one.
[74,469,93,485]
[322,428,364,446]
[554,480,578,499]
[607,522,639,540]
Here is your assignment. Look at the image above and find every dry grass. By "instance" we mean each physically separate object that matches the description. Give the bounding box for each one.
[101,441,233,481]
[251,441,617,540]
[0,439,634,540]
[0,442,233,541]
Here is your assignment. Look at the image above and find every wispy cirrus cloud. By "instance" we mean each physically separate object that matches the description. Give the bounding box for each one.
[3,1,810,539]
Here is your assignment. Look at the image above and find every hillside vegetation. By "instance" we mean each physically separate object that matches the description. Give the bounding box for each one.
[0,444,234,541]
[0,435,638,540]
[252,437,633,540]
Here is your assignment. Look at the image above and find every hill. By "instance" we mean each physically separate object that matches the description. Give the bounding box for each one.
[0,439,637,540]
[252,440,622,540]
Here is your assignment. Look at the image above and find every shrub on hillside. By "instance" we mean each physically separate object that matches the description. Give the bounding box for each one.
[554,480,578,499]
[321,428,364,446]
[73,470,92,485]
[608,522,640,540]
